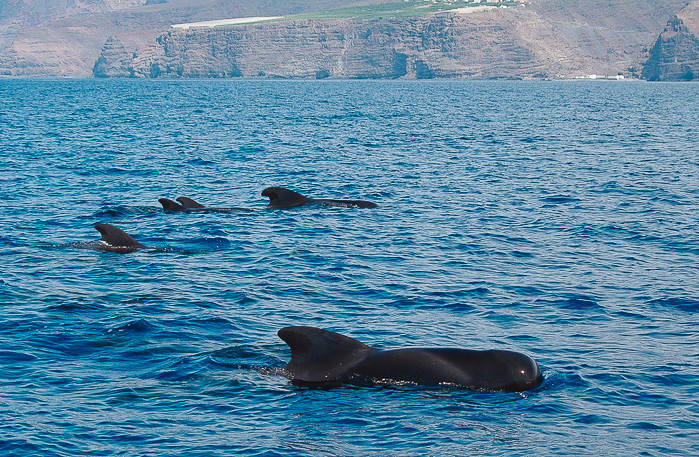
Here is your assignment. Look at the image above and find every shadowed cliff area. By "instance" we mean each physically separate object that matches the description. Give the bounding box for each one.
[642,1,699,81]
[0,0,693,79]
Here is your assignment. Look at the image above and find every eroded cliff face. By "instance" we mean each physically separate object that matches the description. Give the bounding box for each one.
[95,13,546,79]
[0,0,386,77]
[0,0,694,79]
[93,4,684,80]
[641,1,699,81]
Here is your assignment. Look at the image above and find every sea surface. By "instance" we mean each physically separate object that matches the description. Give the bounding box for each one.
[0,78,697,456]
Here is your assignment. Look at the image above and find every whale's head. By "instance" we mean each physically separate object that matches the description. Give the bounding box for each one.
[262,187,311,208]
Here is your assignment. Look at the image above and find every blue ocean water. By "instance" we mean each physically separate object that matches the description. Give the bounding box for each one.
[0,78,698,456]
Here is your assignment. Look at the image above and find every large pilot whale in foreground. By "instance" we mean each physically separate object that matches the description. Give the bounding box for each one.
[261,187,378,208]
[93,224,147,252]
[278,326,543,392]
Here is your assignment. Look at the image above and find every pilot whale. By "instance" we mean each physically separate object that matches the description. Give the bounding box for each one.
[160,188,377,211]
[158,197,252,212]
[278,326,543,392]
[261,187,378,209]
[94,223,147,252]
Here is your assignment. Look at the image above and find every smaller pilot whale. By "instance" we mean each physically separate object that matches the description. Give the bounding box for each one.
[261,187,378,209]
[278,326,543,392]
[158,197,201,212]
[158,197,252,213]
[94,223,147,252]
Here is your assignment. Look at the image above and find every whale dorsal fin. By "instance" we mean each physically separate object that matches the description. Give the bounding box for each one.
[261,187,312,208]
[278,326,376,383]
[176,197,205,209]
[94,224,146,249]
[158,198,186,211]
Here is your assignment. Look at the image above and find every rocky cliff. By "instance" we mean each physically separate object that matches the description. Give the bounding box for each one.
[92,1,689,80]
[0,0,385,77]
[0,0,693,79]
[641,1,699,81]
[94,13,544,79]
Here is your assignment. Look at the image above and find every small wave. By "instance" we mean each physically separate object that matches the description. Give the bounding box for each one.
[614,310,650,320]
[108,319,157,334]
[0,236,23,248]
[506,334,539,342]
[105,167,150,176]
[560,297,601,311]
[648,298,699,313]
[540,370,587,391]
[627,233,662,242]
[467,287,490,295]
[148,244,234,255]
[540,195,580,204]
[504,285,544,296]
[442,287,490,298]
[331,418,371,426]
[43,302,107,313]
[573,414,611,425]
[536,294,602,312]
[224,290,256,305]
[443,303,476,312]
[153,365,201,382]
[666,241,699,255]
[0,439,42,454]
[520,136,544,143]
[208,345,283,370]
[647,373,697,387]
[238,145,265,154]
[188,157,215,165]
[628,422,664,430]
[193,317,234,325]
[188,237,232,250]
[0,351,37,364]
[92,205,158,217]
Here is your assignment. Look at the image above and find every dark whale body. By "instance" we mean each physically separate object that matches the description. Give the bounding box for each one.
[158,197,200,212]
[94,224,147,252]
[159,188,377,211]
[278,326,543,392]
[158,197,251,213]
[261,187,377,209]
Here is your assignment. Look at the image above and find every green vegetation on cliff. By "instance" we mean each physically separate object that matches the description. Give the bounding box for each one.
[285,1,520,21]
